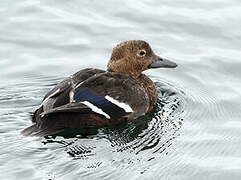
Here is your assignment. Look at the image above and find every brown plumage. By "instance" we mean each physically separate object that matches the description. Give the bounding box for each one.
[21,40,177,136]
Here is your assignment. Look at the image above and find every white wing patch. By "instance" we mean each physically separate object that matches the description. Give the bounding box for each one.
[69,82,83,103]
[75,82,83,89]
[69,90,75,103]
[81,101,111,119]
[41,88,60,107]
[105,96,133,113]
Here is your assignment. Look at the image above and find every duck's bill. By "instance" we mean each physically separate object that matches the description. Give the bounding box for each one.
[149,55,177,68]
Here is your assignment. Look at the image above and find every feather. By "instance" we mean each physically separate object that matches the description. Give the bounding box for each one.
[73,88,130,118]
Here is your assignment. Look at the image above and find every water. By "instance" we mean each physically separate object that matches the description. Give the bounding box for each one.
[1,0,241,179]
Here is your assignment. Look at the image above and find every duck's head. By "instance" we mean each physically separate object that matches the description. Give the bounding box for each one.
[107,40,177,77]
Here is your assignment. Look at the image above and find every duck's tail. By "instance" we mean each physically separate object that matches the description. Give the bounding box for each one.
[21,124,64,137]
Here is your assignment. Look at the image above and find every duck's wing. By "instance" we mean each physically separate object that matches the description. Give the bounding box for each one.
[44,68,105,100]
[23,72,149,136]
[36,68,105,116]
[42,72,150,120]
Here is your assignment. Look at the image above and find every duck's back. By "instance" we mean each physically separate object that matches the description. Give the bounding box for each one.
[22,68,150,136]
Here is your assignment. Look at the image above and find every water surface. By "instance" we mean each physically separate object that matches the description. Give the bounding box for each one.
[1,0,241,180]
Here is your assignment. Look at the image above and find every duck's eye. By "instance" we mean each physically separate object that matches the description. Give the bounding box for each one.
[137,50,146,57]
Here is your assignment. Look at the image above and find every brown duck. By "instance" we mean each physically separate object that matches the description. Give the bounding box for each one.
[21,40,177,136]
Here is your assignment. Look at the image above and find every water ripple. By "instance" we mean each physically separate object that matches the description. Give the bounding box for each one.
[1,0,241,179]
[32,80,187,179]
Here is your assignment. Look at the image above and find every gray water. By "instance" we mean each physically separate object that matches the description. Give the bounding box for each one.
[1,0,241,180]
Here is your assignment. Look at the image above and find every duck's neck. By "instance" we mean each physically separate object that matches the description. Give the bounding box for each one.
[136,73,158,112]
[107,59,143,78]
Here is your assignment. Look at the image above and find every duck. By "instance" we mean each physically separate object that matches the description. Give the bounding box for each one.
[21,40,177,136]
